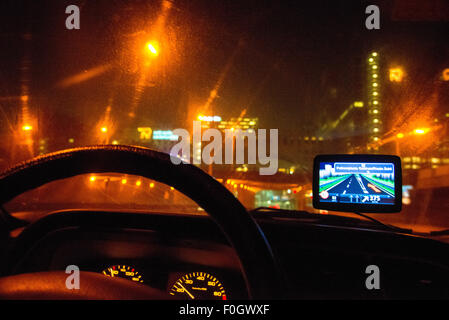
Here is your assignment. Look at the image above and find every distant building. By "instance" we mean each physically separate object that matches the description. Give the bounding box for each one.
[366,51,382,151]
[217,117,258,131]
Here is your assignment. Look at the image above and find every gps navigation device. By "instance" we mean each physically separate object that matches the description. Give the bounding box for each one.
[313,154,402,213]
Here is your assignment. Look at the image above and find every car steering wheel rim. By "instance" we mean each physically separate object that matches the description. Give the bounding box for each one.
[0,145,281,299]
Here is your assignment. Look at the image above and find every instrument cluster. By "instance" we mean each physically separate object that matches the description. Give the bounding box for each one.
[100,263,238,300]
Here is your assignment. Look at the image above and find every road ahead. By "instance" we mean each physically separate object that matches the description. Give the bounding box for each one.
[323,174,391,196]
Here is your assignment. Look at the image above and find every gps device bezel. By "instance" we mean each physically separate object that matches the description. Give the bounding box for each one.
[313,154,402,213]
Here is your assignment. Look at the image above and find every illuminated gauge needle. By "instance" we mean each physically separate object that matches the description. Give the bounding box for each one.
[177,282,195,300]
[109,268,114,277]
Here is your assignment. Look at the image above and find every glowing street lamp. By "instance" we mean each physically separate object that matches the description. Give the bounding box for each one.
[22,125,33,131]
[146,42,159,57]
[100,126,108,133]
[413,128,429,135]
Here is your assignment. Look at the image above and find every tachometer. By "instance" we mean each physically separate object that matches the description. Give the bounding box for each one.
[101,265,144,283]
[169,272,227,300]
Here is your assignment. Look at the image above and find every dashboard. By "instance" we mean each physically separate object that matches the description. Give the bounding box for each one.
[5,210,449,299]
[8,214,247,300]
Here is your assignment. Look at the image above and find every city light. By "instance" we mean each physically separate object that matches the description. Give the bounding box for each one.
[397,133,404,139]
[138,127,152,140]
[136,180,141,186]
[101,127,108,133]
[22,125,33,131]
[121,178,127,184]
[90,176,96,182]
[146,42,159,56]
[442,68,449,81]
[389,68,404,82]
[149,182,155,188]
[153,130,178,141]
[197,115,222,122]
[217,117,258,131]
[413,128,429,135]
[367,51,382,145]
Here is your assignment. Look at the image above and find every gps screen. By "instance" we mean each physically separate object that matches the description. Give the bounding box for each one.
[318,162,395,205]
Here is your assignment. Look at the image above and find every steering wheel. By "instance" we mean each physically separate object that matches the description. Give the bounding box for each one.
[0,145,281,299]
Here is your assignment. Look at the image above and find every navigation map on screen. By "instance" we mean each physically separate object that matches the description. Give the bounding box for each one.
[318,162,395,205]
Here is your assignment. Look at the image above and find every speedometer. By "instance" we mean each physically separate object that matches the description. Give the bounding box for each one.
[101,265,144,283]
[169,272,227,300]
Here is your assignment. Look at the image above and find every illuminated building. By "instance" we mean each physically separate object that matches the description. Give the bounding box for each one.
[196,116,259,166]
[217,117,258,131]
[366,52,382,151]
[197,115,222,129]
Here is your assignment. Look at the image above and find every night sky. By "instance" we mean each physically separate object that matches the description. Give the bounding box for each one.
[0,0,448,141]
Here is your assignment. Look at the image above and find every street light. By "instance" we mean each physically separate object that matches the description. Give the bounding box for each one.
[146,42,159,57]
[413,128,429,135]
[22,125,33,131]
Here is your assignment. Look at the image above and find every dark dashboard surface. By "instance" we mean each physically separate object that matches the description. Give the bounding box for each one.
[5,210,449,299]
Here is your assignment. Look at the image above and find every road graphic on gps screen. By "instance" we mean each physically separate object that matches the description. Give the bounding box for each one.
[321,174,393,197]
[318,162,395,205]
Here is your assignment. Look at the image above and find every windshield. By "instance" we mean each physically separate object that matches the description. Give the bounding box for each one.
[1,1,449,233]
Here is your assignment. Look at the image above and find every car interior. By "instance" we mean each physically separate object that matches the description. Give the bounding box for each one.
[0,146,448,299]
[0,0,449,301]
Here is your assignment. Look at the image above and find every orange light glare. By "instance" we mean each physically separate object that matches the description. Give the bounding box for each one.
[442,68,449,81]
[22,125,33,131]
[414,128,429,135]
[146,42,159,56]
[389,68,404,82]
